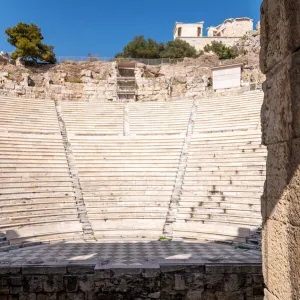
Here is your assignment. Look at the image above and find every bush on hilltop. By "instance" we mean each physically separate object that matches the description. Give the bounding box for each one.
[203,41,238,60]
[5,22,56,64]
[115,36,199,59]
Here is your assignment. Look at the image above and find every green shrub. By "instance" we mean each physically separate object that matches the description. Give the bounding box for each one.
[203,41,238,59]
[160,39,197,59]
[115,36,198,59]
[115,36,164,59]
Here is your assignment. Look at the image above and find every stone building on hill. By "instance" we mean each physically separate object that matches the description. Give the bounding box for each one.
[174,17,254,51]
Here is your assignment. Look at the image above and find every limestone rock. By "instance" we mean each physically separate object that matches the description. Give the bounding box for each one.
[81,70,93,78]
[0,72,9,78]
[16,57,25,67]
[0,52,9,63]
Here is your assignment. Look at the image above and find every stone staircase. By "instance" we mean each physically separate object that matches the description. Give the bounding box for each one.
[117,62,136,101]
[163,99,198,236]
[55,100,94,238]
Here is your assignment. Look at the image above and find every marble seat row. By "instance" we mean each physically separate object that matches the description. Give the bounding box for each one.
[65,135,184,238]
[174,130,266,242]
[0,97,83,244]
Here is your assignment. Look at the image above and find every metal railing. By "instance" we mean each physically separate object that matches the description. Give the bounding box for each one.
[56,56,186,66]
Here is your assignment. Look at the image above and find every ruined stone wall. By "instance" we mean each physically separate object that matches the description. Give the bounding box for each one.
[0,50,264,102]
[0,263,263,300]
[0,61,118,101]
[260,0,300,299]
[221,19,254,37]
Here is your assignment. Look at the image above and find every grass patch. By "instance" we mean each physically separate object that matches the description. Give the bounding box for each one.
[66,77,82,84]
[158,236,172,241]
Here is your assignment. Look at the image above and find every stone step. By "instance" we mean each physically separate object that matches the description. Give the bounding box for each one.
[0,208,78,217]
[88,212,167,218]
[0,191,75,200]
[176,215,261,225]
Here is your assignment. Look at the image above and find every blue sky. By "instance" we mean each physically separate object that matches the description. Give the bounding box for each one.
[0,0,262,58]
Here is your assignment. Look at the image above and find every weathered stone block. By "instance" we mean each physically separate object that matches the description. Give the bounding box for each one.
[265,139,300,226]
[65,292,84,300]
[77,275,94,292]
[115,278,128,293]
[206,273,224,287]
[261,57,293,145]
[215,290,244,300]
[67,265,95,275]
[24,276,46,293]
[252,274,264,284]
[43,275,64,293]
[0,268,21,276]
[174,274,185,291]
[112,268,143,278]
[19,293,36,300]
[263,219,300,299]
[10,285,23,295]
[94,268,111,280]
[0,286,9,294]
[186,290,204,300]
[10,276,23,286]
[85,292,95,300]
[22,266,66,275]
[260,0,300,73]
[36,293,56,300]
[262,50,300,144]
[63,276,78,293]
[142,266,160,279]
[148,291,160,299]
[224,274,242,292]
[206,265,262,274]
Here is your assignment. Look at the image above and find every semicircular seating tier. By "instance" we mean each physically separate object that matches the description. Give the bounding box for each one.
[0,91,266,246]
[0,96,83,245]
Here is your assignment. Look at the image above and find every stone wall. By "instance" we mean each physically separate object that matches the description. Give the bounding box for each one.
[0,62,118,102]
[260,0,300,299]
[0,263,263,300]
[0,52,264,102]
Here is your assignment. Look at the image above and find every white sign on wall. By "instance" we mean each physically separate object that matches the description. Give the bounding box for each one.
[212,64,242,90]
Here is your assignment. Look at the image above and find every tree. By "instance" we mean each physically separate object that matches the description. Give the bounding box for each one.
[5,23,56,64]
[160,39,198,59]
[115,36,164,59]
[203,41,238,60]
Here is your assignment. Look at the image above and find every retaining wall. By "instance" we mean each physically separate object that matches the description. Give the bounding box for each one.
[0,263,263,300]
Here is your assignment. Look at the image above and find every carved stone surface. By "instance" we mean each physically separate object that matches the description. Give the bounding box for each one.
[260,0,300,299]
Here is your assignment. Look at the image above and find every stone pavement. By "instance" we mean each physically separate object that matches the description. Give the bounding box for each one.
[0,239,261,266]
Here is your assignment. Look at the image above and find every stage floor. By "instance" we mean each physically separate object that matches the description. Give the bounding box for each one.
[0,239,261,266]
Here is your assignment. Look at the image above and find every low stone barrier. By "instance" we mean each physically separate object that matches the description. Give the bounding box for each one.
[0,262,264,299]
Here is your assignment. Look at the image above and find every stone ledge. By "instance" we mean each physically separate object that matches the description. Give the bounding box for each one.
[0,261,262,275]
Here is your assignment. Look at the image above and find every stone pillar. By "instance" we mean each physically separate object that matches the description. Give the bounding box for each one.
[260,1,300,299]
